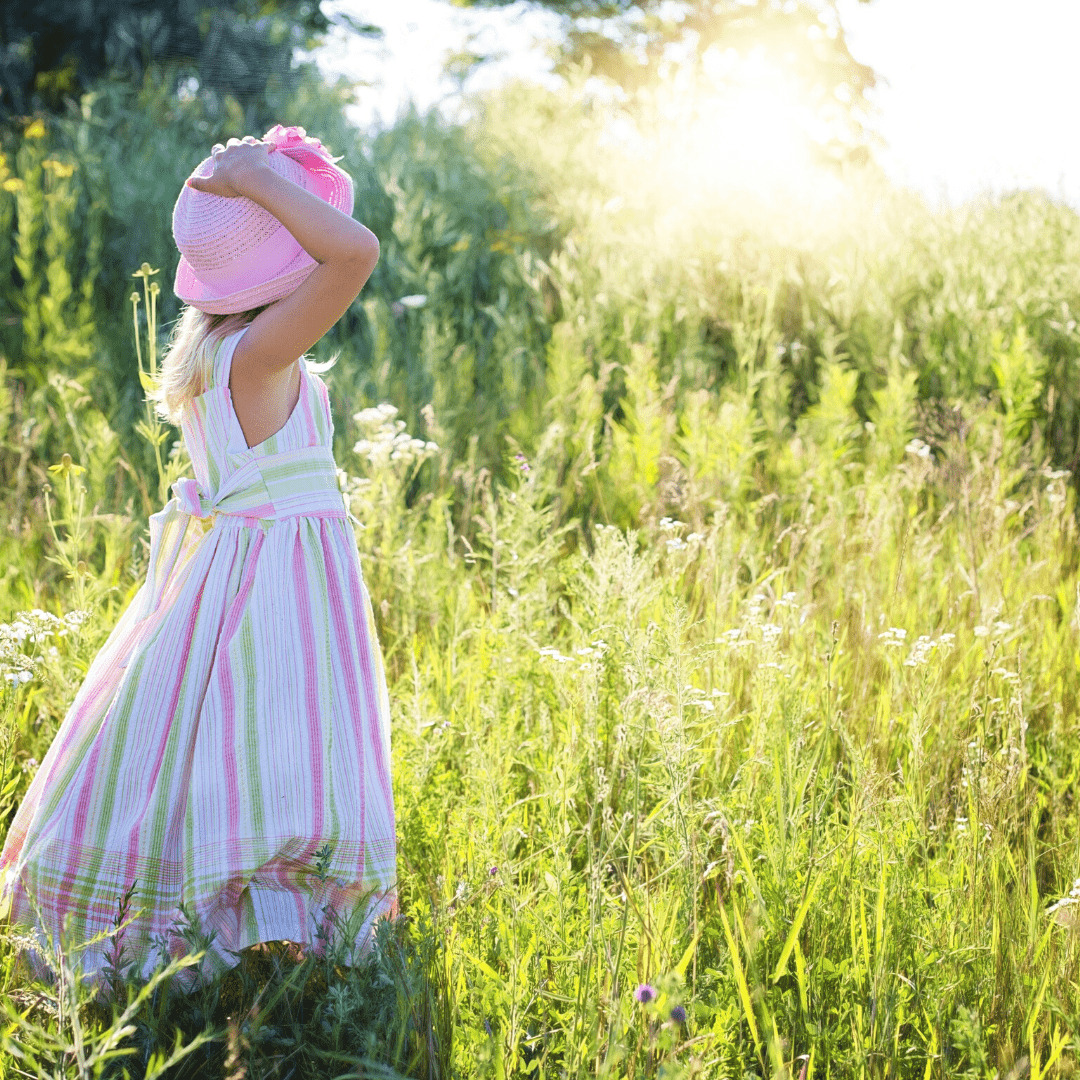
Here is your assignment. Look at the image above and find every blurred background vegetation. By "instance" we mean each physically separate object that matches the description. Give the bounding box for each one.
[1,0,1078,596]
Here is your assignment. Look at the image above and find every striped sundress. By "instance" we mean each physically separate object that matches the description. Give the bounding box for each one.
[0,325,398,990]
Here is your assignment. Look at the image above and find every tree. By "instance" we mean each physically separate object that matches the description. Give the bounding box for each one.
[0,0,380,129]
[444,0,877,160]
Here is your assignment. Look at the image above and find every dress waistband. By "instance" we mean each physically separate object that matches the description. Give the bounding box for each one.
[136,449,350,624]
[170,446,347,528]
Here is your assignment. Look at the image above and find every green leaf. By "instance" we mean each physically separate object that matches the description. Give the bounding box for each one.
[771,872,822,984]
[718,901,761,1062]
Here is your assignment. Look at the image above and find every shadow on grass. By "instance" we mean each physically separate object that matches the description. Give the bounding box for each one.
[2,880,451,1080]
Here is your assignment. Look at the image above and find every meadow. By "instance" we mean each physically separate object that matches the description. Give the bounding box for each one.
[1,68,1080,1079]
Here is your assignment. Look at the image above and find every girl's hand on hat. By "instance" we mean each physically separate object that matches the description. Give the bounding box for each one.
[186,136,270,199]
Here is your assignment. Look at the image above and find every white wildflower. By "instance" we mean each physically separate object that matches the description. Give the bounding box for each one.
[537,646,572,663]
[353,403,398,428]
[907,630,957,661]
[1046,878,1080,915]
[352,406,439,470]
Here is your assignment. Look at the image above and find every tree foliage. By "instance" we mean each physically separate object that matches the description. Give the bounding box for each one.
[0,0,378,129]
[451,0,877,154]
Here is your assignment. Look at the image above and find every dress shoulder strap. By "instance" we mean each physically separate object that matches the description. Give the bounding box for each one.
[310,368,336,439]
[212,325,250,391]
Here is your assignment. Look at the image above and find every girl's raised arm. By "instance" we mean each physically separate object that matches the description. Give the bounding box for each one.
[187,136,379,376]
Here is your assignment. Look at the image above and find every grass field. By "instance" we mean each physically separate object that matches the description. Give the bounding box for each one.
[2,352,1079,1078]
[2,81,1080,1079]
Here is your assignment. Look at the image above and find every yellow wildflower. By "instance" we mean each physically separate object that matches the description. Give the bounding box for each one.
[24,119,46,139]
[2,178,24,193]
[47,453,86,478]
[487,230,526,254]
[41,159,75,178]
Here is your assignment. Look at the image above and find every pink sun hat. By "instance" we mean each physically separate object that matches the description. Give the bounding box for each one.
[172,124,355,315]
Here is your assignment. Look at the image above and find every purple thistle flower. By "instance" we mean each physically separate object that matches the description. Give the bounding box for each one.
[670,1004,686,1023]
[634,983,656,1004]
[489,865,498,876]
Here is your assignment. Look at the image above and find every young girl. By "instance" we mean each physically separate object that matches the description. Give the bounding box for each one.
[0,126,398,991]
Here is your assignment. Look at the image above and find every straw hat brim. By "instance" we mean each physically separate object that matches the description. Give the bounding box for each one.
[174,245,320,316]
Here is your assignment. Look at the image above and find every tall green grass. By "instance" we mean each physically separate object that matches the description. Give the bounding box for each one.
[2,305,1079,1076]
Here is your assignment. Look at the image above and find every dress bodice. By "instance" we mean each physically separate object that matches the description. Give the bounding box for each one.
[174,325,345,522]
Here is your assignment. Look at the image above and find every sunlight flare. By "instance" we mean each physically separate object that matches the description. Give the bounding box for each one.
[591,45,855,249]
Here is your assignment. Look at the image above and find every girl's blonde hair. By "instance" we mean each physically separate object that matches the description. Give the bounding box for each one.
[148,303,337,426]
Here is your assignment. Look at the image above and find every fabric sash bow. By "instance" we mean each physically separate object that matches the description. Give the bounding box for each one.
[135,475,267,626]
[173,476,225,523]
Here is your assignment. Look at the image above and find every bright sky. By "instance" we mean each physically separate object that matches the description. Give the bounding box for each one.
[309,0,560,128]
[308,0,1080,210]
[836,0,1080,209]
